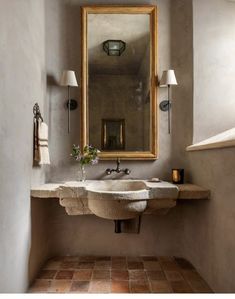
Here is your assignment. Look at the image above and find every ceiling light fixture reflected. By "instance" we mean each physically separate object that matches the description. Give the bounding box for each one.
[103,40,126,56]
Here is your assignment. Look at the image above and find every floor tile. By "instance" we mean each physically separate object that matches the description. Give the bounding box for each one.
[112,260,127,269]
[111,270,129,281]
[49,280,72,293]
[170,280,193,293]
[95,256,111,261]
[38,270,57,280]
[63,256,80,262]
[146,270,166,280]
[89,280,111,293]
[174,257,195,270]
[94,260,111,269]
[70,281,90,293]
[141,256,158,261]
[150,280,172,293]
[111,280,129,293]
[130,280,150,293]
[127,256,142,262]
[79,256,96,262]
[181,270,204,281]
[77,262,95,269]
[92,270,111,280]
[44,259,61,270]
[111,256,126,262]
[73,269,92,281]
[187,279,212,293]
[60,261,77,269]
[55,270,74,280]
[128,261,144,270]
[129,270,147,280]
[143,261,161,270]
[164,270,184,281]
[28,280,51,293]
[160,261,180,271]
[29,255,212,294]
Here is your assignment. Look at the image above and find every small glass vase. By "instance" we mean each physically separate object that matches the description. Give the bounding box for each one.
[78,164,86,182]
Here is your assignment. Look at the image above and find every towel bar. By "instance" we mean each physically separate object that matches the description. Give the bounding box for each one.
[33,103,43,122]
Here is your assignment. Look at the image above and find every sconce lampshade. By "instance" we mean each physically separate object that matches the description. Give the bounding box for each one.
[60,70,78,87]
[159,70,178,87]
[103,40,126,56]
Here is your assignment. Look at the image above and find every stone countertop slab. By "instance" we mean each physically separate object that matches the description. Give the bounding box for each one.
[31,180,179,200]
[30,181,210,201]
[177,183,210,200]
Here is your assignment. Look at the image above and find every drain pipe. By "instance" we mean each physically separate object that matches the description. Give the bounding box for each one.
[114,220,122,233]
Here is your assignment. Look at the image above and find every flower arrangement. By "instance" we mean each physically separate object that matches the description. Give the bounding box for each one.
[71,144,99,181]
[71,144,99,165]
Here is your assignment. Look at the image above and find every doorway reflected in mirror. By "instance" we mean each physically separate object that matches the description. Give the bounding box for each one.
[102,119,125,151]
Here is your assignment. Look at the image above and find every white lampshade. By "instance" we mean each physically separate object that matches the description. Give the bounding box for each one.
[159,70,178,87]
[60,70,78,87]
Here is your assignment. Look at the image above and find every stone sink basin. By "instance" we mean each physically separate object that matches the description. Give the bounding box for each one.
[86,180,150,220]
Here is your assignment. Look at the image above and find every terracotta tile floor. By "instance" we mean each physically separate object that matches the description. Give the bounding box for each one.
[28,256,212,293]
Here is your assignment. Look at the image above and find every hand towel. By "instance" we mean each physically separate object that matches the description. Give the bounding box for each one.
[33,120,50,165]
[38,121,50,165]
[33,119,40,163]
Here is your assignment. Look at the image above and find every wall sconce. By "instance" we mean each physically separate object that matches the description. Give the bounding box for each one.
[159,70,178,134]
[103,40,126,56]
[60,70,78,133]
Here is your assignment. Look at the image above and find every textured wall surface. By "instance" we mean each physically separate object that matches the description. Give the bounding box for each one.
[0,0,49,292]
[43,0,190,260]
[193,0,235,143]
[46,0,174,182]
[182,0,235,292]
[47,199,184,258]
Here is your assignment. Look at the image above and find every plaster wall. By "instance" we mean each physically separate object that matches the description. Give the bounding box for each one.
[44,0,191,259]
[46,0,174,183]
[181,0,235,292]
[0,0,49,292]
[193,0,235,143]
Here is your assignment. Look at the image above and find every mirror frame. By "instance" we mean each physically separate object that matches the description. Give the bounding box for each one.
[81,5,158,160]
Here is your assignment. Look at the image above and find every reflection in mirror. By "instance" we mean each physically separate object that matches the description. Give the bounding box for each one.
[81,6,157,159]
[88,13,150,152]
[102,119,125,151]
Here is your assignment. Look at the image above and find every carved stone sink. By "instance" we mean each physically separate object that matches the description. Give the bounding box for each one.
[31,180,179,218]
[86,180,150,220]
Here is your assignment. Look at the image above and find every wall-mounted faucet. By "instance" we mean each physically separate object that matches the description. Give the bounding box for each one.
[105,158,131,175]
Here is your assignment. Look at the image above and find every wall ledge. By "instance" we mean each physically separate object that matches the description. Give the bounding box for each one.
[186,127,235,152]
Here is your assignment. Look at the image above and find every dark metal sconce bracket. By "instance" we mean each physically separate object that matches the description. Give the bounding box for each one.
[66,99,78,110]
[159,100,171,112]
[33,102,43,121]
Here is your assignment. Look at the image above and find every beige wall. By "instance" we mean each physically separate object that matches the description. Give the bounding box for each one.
[46,0,174,182]
[47,199,184,258]
[44,0,192,286]
[192,0,235,143]
[0,0,49,292]
[182,0,235,292]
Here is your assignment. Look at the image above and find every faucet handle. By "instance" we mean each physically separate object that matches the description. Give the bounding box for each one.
[124,168,131,175]
[106,168,112,175]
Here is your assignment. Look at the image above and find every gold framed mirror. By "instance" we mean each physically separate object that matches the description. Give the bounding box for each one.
[81,5,158,160]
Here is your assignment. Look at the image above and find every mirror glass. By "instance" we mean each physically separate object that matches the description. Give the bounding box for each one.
[82,6,157,159]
